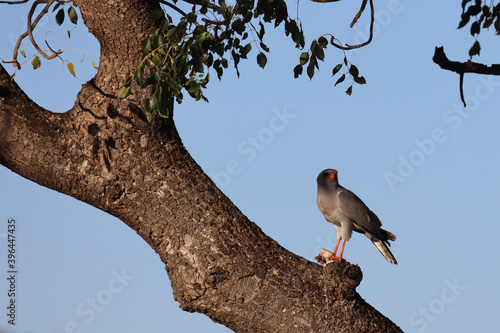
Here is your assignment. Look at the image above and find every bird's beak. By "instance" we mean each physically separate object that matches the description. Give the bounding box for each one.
[328,173,336,180]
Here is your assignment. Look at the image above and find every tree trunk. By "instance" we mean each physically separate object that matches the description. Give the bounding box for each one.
[0,0,403,331]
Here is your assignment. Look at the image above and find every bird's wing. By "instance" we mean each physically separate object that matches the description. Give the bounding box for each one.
[337,188,382,234]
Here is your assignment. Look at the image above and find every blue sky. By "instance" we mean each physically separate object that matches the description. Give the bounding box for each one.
[1,1,500,332]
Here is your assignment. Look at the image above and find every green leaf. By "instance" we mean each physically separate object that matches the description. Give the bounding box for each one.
[67,62,76,77]
[318,36,328,48]
[334,74,345,86]
[19,50,26,58]
[299,52,309,65]
[349,64,359,78]
[166,28,177,39]
[242,43,252,56]
[56,9,64,26]
[68,6,78,24]
[146,110,156,122]
[332,63,342,76]
[31,56,41,70]
[116,86,130,98]
[147,94,159,112]
[232,19,246,35]
[257,52,267,69]
[354,76,366,84]
[134,68,143,87]
[311,41,324,61]
[151,8,163,22]
[306,61,315,80]
[160,18,170,31]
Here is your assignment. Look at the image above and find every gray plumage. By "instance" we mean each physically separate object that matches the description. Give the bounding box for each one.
[316,169,397,264]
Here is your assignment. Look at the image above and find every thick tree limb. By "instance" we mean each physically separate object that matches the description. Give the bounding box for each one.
[433,46,500,107]
[0,0,403,331]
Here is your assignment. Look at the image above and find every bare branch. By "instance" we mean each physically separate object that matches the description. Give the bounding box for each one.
[27,0,61,60]
[433,46,500,107]
[330,0,373,50]
[180,0,219,10]
[1,0,72,69]
[159,0,188,17]
[350,0,367,28]
[0,0,29,4]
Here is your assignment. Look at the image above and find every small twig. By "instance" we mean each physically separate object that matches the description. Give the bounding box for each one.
[159,0,188,17]
[1,0,72,69]
[330,0,374,50]
[181,0,219,10]
[201,17,229,26]
[27,0,61,60]
[433,46,500,107]
[350,0,367,28]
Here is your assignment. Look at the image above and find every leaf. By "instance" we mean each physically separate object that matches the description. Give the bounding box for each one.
[457,13,470,29]
[293,64,303,78]
[306,61,315,80]
[483,18,493,28]
[346,85,353,96]
[151,8,163,22]
[242,43,252,56]
[354,76,366,84]
[134,68,143,87]
[332,63,342,76]
[116,86,130,98]
[31,56,41,70]
[19,50,26,58]
[349,64,359,78]
[92,60,97,69]
[318,36,328,48]
[146,94,159,112]
[334,74,345,86]
[312,41,324,61]
[56,8,64,26]
[53,2,61,12]
[67,62,76,77]
[68,6,78,24]
[469,40,480,57]
[257,52,267,69]
[146,110,156,122]
[470,21,480,35]
[299,52,309,65]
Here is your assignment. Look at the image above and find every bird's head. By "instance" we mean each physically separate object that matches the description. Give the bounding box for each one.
[317,169,339,188]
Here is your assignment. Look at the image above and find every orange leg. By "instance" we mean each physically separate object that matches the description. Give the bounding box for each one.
[330,238,341,260]
[337,240,346,261]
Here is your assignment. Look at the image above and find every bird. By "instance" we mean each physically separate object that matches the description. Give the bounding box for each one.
[316,169,397,264]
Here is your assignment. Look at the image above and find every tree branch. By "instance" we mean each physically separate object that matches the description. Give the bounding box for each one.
[0,1,404,331]
[1,0,72,69]
[433,46,500,106]
[0,0,29,4]
[311,0,374,50]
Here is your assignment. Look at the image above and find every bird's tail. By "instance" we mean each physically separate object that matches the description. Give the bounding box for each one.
[372,240,397,264]
[372,230,397,264]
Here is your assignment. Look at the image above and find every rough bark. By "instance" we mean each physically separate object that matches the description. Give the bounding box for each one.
[0,0,403,331]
